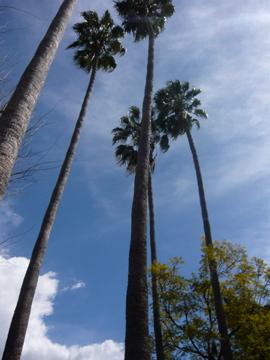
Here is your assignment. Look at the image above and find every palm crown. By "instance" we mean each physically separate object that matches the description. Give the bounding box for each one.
[112,106,159,173]
[67,10,125,72]
[114,0,175,40]
[154,80,208,152]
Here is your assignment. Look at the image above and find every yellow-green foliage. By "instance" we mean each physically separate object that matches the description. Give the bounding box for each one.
[151,241,270,359]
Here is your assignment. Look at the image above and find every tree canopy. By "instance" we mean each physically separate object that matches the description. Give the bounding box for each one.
[152,240,270,359]
[154,80,208,152]
[68,10,125,73]
[112,106,161,173]
[114,0,174,40]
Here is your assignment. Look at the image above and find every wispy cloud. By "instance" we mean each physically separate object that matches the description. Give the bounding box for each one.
[62,280,86,293]
[70,280,86,291]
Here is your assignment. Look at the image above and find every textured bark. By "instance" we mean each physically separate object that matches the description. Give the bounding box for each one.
[186,129,234,360]
[124,31,155,360]
[148,171,165,360]
[0,0,77,199]
[2,65,97,360]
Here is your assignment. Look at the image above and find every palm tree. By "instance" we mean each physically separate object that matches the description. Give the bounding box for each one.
[154,80,234,360]
[2,11,125,360]
[0,0,77,199]
[114,2,174,358]
[112,106,164,360]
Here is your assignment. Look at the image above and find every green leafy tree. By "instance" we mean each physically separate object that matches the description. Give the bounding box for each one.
[2,11,125,360]
[114,2,174,358]
[154,81,233,359]
[112,106,164,359]
[152,241,270,359]
[0,0,77,199]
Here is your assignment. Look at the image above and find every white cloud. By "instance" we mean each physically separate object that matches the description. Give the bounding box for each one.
[70,281,86,291]
[62,280,86,292]
[0,254,124,360]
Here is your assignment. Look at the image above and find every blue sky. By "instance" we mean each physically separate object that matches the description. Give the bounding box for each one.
[1,0,270,358]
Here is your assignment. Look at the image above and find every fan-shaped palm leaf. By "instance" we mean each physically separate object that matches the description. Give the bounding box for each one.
[112,106,159,172]
[67,10,125,73]
[155,80,207,144]
[114,0,174,41]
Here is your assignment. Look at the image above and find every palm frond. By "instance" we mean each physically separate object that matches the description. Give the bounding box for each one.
[98,54,116,72]
[129,106,140,122]
[111,25,125,39]
[115,144,137,174]
[101,9,114,27]
[120,115,132,127]
[192,118,200,129]
[154,80,208,140]
[112,104,159,173]
[112,127,132,145]
[159,134,170,153]
[66,40,81,49]
[81,10,99,25]
[186,87,201,100]
[114,0,175,41]
[67,10,125,73]
[194,109,208,119]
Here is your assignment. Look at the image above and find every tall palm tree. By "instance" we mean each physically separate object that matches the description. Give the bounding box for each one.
[2,11,125,360]
[154,80,234,360]
[114,2,174,358]
[112,106,164,360]
[0,0,77,199]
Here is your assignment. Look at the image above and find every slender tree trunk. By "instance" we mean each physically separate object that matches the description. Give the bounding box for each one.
[124,30,155,360]
[0,0,77,199]
[2,65,97,360]
[148,171,165,360]
[185,129,233,360]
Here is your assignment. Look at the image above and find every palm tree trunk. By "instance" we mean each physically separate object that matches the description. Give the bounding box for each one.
[148,171,165,360]
[125,30,155,360]
[2,64,97,360]
[0,0,77,199]
[186,129,233,360]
